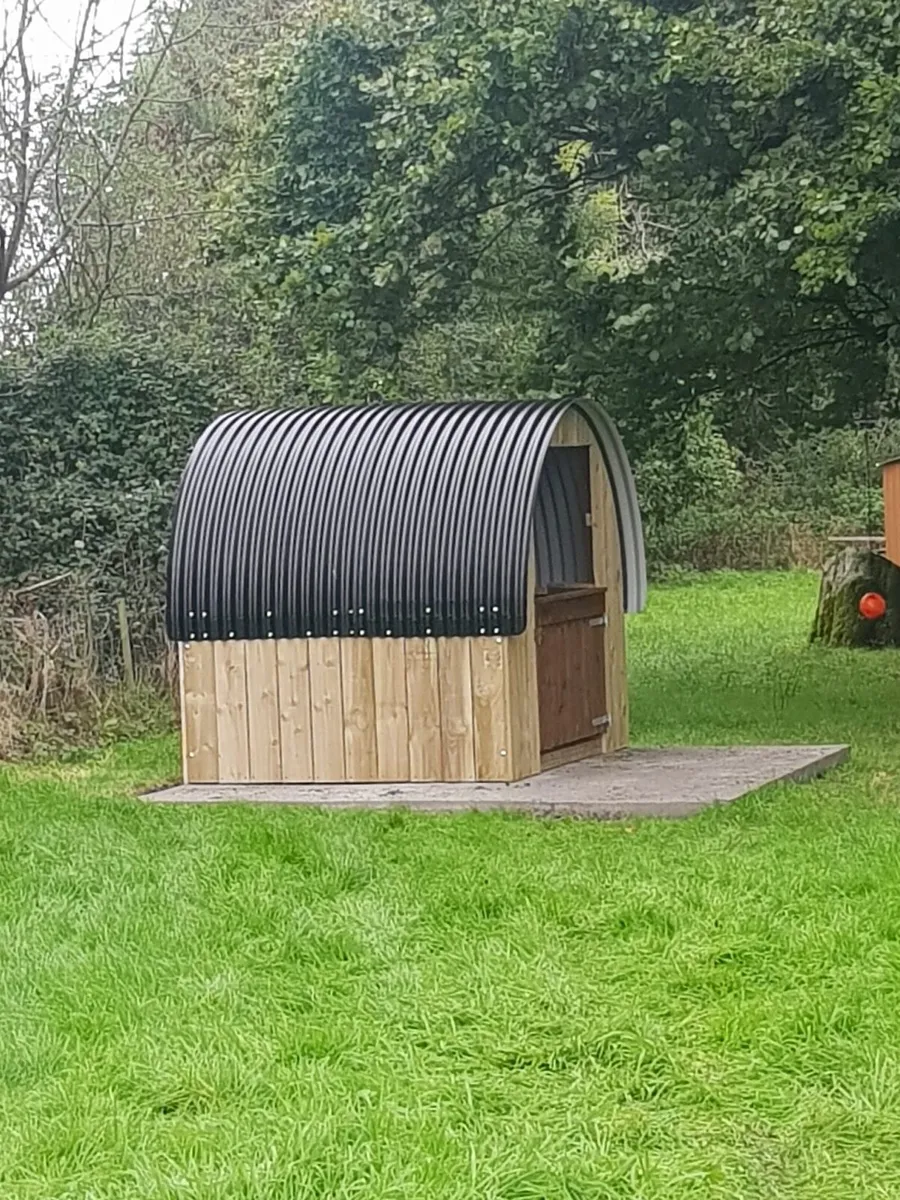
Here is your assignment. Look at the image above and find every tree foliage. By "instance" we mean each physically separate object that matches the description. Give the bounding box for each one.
[0,0,194,343]
[220,0,900,437]
[62,0,313,329]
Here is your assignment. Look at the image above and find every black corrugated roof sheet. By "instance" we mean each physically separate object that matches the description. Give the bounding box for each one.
[166,399,645,642]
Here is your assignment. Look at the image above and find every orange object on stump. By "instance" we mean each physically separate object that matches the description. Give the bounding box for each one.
[859,591,887,621]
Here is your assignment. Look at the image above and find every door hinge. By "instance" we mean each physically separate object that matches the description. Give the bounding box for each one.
[592,714,611,730]
[589,615,608,627]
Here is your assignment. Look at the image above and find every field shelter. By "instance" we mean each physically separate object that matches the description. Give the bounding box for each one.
[166,399,646,785]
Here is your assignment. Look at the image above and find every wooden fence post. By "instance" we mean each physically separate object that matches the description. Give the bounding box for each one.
[116,598,136,688]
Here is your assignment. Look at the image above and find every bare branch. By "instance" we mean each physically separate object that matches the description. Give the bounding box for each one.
[0,0,34,289]
[0,0,197,312]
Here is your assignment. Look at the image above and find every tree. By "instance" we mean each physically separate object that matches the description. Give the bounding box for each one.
[47,0,328,406]
[0,0,191,342]
[217,0,900,439]
[59,0,316,334]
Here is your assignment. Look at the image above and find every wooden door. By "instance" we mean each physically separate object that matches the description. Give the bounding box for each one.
[535,588,608,753]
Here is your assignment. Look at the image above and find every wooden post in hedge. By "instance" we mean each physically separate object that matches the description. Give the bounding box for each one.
[811,542,900,647]
[116,598,136,687]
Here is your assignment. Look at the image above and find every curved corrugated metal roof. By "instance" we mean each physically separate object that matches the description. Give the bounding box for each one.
[166,399,645,642]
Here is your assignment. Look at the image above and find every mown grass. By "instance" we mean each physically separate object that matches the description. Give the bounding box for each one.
[2,571,900,1199]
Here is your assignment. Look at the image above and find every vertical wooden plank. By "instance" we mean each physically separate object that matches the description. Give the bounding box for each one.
[506,631,540,779]
[277,639,313,782]
[406,638,443,781]
[341,638,378,781]
[179,644,189,784]
[372,639,410,781]
[309,638,345,781]
[885,461,900,568]
[535,620,574,751]
[506,551,540,780]
[470,636,513,782]
[590,441,628,751]
[180,642,219,783]
[214,640,251,782]
[438,638,476,781]
[245,639,282,782]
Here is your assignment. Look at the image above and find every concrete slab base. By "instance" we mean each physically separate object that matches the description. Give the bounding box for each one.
[147,744,849,819]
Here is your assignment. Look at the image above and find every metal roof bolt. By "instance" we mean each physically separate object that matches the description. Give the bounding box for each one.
[385,629,392,636]
[332,609,339,616]
[425,628,432,635]
[229,631,235,638]
[332,629,339,636]
[306,631,312,637]
[360,629,365,636]
[479,606,485,612]
[203,633,209,639]
[480,627,486,634]
[266,610,272,618]
[358,608,364,614]
[188,610,195,618]
[202,611,208,618]
[267,632,274,638]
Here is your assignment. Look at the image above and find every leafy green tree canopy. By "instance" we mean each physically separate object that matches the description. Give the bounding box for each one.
[220,0,900,438]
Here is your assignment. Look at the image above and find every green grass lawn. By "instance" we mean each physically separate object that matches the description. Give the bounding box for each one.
[2,571,900,1199]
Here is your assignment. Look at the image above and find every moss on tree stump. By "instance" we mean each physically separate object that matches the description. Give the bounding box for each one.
[811,546,900,647]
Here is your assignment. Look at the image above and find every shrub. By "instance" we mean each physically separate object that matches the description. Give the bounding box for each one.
[0,328,219,587]
[641,421,900,577]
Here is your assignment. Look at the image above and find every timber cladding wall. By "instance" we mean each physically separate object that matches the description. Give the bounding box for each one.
[170,398,646,786]
[181,633,538,784]
[884,460,900,569]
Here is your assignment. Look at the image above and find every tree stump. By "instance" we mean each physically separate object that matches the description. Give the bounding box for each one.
[811,546,900,647]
